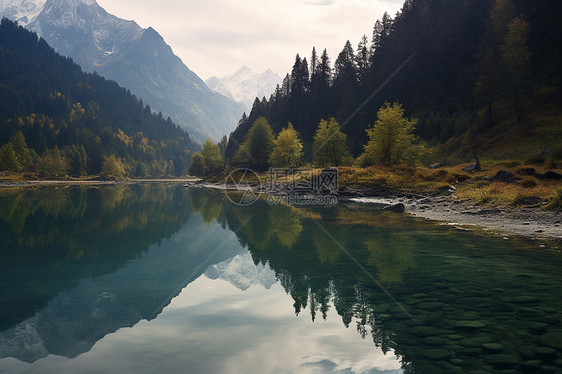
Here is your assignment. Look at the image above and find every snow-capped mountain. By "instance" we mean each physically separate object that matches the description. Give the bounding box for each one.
[0,0,244,142]
[0,0,44,25]
[206,66,282,113]
[205,252,277,291]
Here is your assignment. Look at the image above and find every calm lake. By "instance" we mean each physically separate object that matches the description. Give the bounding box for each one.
[0,184,561,373]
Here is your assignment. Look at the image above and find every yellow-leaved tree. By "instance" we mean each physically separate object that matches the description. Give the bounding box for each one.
[269,123,303,168]
[101,154,126,179]
[359,102,422,166]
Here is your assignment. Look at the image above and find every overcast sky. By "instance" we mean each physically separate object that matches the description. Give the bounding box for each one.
[96,0,403,80]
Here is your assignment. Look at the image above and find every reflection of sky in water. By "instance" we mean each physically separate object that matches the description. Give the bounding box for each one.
[1,274,403,374]
[3,186,562,374]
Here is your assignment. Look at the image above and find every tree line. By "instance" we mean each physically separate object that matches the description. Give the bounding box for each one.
[224,0,561,163]
[188,102,422,177]
[0,18,197,178]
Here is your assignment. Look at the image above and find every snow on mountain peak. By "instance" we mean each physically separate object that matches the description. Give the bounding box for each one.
[237,65,252,73]
[206,66,282,112]
[0,0,46,25]
[47,0,98,7]
[24,0,143,58]
[0,0,105,27]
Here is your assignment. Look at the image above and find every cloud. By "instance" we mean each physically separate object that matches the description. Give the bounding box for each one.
[14,276,403,373]
[96,0,402,79]
[301,0,337,6]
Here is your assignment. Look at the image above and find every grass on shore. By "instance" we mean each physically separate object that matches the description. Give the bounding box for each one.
[337,161,561,209]
[229,160,561,210]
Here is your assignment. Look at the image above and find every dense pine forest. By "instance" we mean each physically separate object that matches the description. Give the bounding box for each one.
[0,18,196,178]
[225,0,562,166]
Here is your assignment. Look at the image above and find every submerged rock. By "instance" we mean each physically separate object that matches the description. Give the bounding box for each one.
[518,345,536,359]
[411,326,444,337]
[484,354,519,367]
[535,346,557,360]
[540,365,560,373]
[512,295,539,303]
[447,334,464,340]
[528,321,548,333]
[458,347,483,356]
[422,337,447,346]
[459,335,492,347]
[459,311,480,320]
[417,301,445,310]
[520,360,542,372]
[384,203,405,213]
[419,348,451,360]
[455,320,486,329]
[482,343,503,352]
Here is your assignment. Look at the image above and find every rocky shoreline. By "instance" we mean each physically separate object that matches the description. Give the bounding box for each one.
[336,185,561,241]
[207,182,561,241]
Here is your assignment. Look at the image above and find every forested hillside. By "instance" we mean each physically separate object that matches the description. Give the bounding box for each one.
[226,0,562,163]
[0,18,196,178]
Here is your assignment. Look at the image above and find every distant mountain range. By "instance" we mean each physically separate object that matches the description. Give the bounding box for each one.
[206,66,282,113]
[0,0,245,143]
[205,252,277,291]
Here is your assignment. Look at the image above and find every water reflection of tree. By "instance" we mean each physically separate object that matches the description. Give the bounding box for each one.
[1,185,192,257]
[365,232,416,285]
[270,204,304,249]
[200,193,466,372]
[203,196,415,352]
[189,188,226,226]
[0,184,193,330]
[169,190,562,374]
[313,223,345,264]
[217,199,306,251]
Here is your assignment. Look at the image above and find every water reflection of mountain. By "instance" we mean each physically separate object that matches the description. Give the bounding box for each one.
[0,185,243,363]
[205,252,277,291]
[194,191,562,374]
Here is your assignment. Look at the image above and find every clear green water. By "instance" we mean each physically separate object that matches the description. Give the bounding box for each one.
[0,184,561,374]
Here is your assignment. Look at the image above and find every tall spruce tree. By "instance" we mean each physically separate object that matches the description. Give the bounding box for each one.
[356,35,371,84]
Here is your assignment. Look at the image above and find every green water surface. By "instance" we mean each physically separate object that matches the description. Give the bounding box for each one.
[0,184,561,373]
